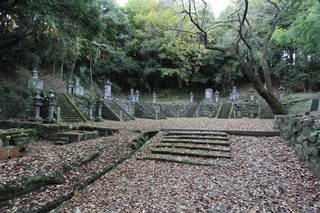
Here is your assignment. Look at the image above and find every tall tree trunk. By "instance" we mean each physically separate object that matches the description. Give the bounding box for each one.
[60,63,64,80]
[237,57,287,115]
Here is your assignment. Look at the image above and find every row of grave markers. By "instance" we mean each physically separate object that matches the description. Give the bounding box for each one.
[31,69,286,104]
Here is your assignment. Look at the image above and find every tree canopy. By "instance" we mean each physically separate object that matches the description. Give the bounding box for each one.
[0,0,319,103]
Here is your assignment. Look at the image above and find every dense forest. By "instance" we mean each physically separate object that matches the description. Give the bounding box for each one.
[0,0,319,113]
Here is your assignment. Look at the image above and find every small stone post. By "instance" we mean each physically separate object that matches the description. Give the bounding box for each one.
[96,98,104,121]
[155,105,160,120]
[214,91,220,103]
[190,92,194,103]
[119,110,123,122]
[278,86,285,101]
[56,106,61,122]
[152,92,157,104]
[33,91,43,121]
[104,79,112,99]
[47,90,57,122]
[88,103,94,121]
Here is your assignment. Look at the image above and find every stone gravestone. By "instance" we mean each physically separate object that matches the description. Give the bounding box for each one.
[30,68,44,90]
[229,86,240,103]
[104,79,112,99]
[204,88,213,103]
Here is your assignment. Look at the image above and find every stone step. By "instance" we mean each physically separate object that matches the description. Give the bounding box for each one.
[155,144,231,152]
[163,135,229,141]
[56,130,99,143]
[139,156,231,167]
[166,131,228,137]
[150,149,232,159]
[161,139,230,146]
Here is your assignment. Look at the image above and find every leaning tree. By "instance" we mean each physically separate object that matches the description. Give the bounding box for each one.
[175,0,301,115]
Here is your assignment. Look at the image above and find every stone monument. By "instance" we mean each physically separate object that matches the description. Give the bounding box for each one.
[104,80,112,99]
[229,86,240,103]
[204,88,213,103]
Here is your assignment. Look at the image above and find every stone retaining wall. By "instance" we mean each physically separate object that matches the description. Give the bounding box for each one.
[274,115,320,179]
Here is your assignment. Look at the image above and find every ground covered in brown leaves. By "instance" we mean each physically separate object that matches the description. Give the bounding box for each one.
[1,118,319,212]
[85,118,275,131]
[54,119,319,213]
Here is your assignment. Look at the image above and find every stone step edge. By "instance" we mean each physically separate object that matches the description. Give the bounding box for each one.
[150,149,232,159]
[166,132,228,137]
[163,136,229,141]
[161,139,230,146]
[155,144,231,152]
[162,129,280,137]
[137,156,231,167]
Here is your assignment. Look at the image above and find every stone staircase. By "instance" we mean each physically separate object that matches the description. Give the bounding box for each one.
[184,103,199,117]
[135,103,166,119]
[141,129,232,166]
[57,94,86,122]
[102,100,134,121]
[217,102,234,119]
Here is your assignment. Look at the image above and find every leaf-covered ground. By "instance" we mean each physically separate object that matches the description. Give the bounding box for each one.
[85,118,275,131]
[1,118,319,212]
[54,119,319,213]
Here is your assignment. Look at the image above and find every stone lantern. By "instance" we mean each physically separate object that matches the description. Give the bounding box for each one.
[33,91,43,121]
[47,90,57,122]
[190,92,194,103]
[152,92,157,104]
[248,88,255,102]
